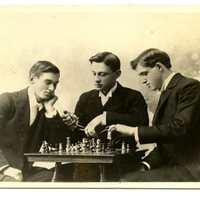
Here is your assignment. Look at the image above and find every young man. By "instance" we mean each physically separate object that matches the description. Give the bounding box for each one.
[0,61,65,182]
[63,51,149,181]
[108,48,200,181]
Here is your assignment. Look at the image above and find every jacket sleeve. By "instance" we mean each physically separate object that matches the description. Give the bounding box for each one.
[106,91,149,126]
[43,112,68,145]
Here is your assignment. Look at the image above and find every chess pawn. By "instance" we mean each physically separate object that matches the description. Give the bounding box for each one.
[121,140,126,154]
[101,143,105,152]
[59,143,63,153]
[82,138,87,152]
[66,137,71,152]
[96,139,102,152]
[126,144,130,153]
[42,141,50,153]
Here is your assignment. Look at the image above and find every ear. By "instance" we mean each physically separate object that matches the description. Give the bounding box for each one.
[115,70,121,79]
[155,62,164,72]
[29,73,36,84]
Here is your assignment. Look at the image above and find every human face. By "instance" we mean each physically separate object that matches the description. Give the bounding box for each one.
[91,62,120,94]
[136,63,163,91]
[30,72,60,102]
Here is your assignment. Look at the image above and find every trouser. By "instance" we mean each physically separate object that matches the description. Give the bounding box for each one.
[120,164,197,182]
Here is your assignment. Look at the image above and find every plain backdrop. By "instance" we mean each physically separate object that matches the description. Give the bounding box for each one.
[1,5,200,116]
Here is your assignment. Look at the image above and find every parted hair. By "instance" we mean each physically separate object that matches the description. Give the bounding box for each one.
[29,60,60,78]
[89,51,121,72]
[130,48,172,70]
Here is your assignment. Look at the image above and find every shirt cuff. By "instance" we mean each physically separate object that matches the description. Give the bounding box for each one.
[2,166,23,181]
[141,161,151,170]
[135,127,139,143]
[45,109,57,118]
[102,111,106,125]
[0,164,9,172]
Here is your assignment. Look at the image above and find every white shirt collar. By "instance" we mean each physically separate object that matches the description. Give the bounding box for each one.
[99,82,118,98]
[160,72,176,92]
[28,86,43,111]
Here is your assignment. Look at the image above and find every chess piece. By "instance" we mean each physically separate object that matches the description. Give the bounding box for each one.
[121,140,126,154]
[59,142,63,153]
[96,139,102,152]
[126,144,130,153]
[66,137,71,152]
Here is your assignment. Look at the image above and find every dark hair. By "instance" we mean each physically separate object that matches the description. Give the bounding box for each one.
[29,60,60,78]
[89,52,121,71]
[130,48,171,70]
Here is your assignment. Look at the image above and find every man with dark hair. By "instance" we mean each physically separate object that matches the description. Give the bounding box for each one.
[0,60,65,181]
[63,51,149,181]
[108,48,200,181]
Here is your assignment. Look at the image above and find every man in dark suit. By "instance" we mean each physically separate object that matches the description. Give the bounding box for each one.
[63,51,149,181]
[108,48,200,181]
[0,61,65,182]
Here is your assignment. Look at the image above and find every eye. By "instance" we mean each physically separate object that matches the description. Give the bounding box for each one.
[45,80,52,85]
[139,71,149,77]
[99,72,108,77]
[92,72,96,76]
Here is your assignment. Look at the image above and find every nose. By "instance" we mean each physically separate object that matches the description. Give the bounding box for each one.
[49,84,55,91]
[141,77,147,84]
[94,74,101,83]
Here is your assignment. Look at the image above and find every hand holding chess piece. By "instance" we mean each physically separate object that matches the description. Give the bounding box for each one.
[107,124,136,139]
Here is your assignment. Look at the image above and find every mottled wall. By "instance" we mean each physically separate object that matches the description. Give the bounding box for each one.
[0,6,200,119]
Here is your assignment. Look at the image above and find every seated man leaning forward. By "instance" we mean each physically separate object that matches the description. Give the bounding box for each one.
[108,48,200,181]
[0,61,65,182]
[62,51,149,181]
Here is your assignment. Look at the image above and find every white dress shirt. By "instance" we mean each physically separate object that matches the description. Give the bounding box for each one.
[99,82,118,125]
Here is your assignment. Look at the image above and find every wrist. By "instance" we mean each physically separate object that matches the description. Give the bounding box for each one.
[127,126,136,136]
[45,106,55,113]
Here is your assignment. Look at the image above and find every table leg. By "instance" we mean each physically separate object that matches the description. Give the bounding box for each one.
[52,162,61,182]
[99,164,105,182]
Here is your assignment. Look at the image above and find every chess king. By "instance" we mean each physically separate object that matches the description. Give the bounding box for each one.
[62,52,149,181]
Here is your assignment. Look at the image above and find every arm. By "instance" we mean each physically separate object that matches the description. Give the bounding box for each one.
[42,95,66,144]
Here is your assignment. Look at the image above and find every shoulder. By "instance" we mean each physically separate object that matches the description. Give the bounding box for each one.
[176,74,200,89]
[118,84,144,98]
[79,89,98,99]
[0,88,28,106]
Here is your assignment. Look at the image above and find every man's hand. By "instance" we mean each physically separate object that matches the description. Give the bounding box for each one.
[3,167,23,181]
[107,124,136,140]
[84,114,103,137]
[61,111,78,130]
[43,95,58,114]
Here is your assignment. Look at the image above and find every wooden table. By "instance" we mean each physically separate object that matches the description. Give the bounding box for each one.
[24,149,146,182]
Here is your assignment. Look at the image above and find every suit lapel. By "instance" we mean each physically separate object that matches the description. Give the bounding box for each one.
[14,88,30,142]
[152,73,183,124]
[90,90,103,113]
[103,82,122,110]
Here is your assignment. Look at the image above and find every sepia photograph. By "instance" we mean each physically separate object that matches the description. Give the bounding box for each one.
[0,3,200,190]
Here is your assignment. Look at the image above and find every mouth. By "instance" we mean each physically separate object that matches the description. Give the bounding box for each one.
[95,84,102,88]
[44,92,53,97]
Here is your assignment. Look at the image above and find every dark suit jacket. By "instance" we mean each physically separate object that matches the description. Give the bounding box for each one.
[73,82,149,145]
[0,88,64,171]
[138,73,200,180]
